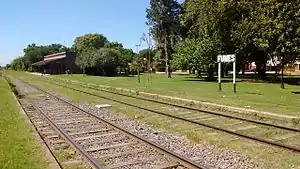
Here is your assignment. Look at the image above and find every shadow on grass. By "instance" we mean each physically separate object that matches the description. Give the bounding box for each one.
[237,74,300,86]
[183,76,239,83]
[292,91,300,94]
[245,92,264,95]
[183,74,300,85]
[184,79,235,83]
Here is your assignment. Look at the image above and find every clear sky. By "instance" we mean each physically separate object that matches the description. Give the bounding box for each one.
[0,0,154,66]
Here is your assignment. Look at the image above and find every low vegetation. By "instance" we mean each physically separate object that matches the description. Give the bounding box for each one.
[0,76,48,169]
[51,73,300,116]
[17,73,300,169]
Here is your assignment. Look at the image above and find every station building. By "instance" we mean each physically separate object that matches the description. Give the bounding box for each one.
[32,52,80,74]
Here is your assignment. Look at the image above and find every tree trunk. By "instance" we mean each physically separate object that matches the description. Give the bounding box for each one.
[196,70,201,78]
[137,68,140,83]
[164,36,171,78]
[82,67,86,76]
[241,62,245,75]
[256,61,266,79]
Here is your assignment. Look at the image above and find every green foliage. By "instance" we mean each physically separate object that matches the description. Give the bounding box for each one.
[75,47,123,76]
[92,48,122,76]
[129,53,143,72]
[104,41,123,48]
[254,0,300,63]
[75,47,96,73]
[10,57,28,71]
[172,0,300,81]
[10,43,70,71]
[173,0,221,78]
[146,0,183,77]
[118,48,135,68]
[73,33,108,54]
[172,33,219,78]
[73,33,135,75]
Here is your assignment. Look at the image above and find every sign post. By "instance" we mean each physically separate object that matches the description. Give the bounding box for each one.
[217,54,236,93]
[218,60,222,91]
[233,59,236,93]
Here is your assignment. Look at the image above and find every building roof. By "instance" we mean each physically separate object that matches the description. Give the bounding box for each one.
[32,51,69,66]
[44,52,67,61]
[44,52,67,59]
[32,57,64,66]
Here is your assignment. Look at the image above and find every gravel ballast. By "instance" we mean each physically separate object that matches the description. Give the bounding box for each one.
[79,104,260,169]
[11,77,260,169]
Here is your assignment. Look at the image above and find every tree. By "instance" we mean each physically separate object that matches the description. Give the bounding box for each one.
[75,47,96,75]
[254,0,300,88]
[118,48,135,69]
[91,48,122,76]
[73,33,108,54]
[22,43,70,71]
[174,0,222,79]
[172,33,219,79]
[146,0,183,78]
[10,57,28,71]
[104,41,123,48]
[139,49,155,69]
[231,0,300,84]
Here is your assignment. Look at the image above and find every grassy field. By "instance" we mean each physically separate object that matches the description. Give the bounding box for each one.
[50,73,300,116]
[14,73,300,169]
[0,76,49,169]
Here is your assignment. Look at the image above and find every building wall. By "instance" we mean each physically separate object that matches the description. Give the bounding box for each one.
[36,52,81,74]
[64,52,81,74]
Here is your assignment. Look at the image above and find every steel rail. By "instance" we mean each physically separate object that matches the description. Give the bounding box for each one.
[28,98,105,169]
[17,77,208,169]
[24,76,300,153]
[50,77,300,133]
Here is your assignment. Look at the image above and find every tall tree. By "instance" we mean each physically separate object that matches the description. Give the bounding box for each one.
[90,48,122,76]
[172,32,219,79]
[255,0,300,87]
[146,0,183,78]
[73,33,108,54]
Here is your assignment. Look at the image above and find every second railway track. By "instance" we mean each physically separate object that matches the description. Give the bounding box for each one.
[23,75,300,153]
[7,76,206,169]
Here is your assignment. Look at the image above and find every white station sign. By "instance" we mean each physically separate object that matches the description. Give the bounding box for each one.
[217,54,237,93]
[217,55,235,63]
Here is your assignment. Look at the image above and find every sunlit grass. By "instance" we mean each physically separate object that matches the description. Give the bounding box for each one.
[0,77,49,169]
[19,74,300,169]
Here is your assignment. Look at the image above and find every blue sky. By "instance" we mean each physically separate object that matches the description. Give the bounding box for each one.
[0,0,156,66]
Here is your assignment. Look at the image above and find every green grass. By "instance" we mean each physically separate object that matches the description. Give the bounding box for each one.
[49,73,300,116]
[0,76,49,169]
[7,71,300,116]
[17,74,300,169]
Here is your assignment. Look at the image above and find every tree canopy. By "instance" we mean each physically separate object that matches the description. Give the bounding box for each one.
[165,0,300,81]
[74,33,136,76]
[73,33,108,54]
[146,0,183,78]
[9,43,70,71]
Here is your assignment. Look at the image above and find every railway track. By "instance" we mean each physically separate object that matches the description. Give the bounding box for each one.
[7,76,206,169]
[24,75,300,153]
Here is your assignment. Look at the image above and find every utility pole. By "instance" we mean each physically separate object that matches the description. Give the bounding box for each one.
[135,44,141,83]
